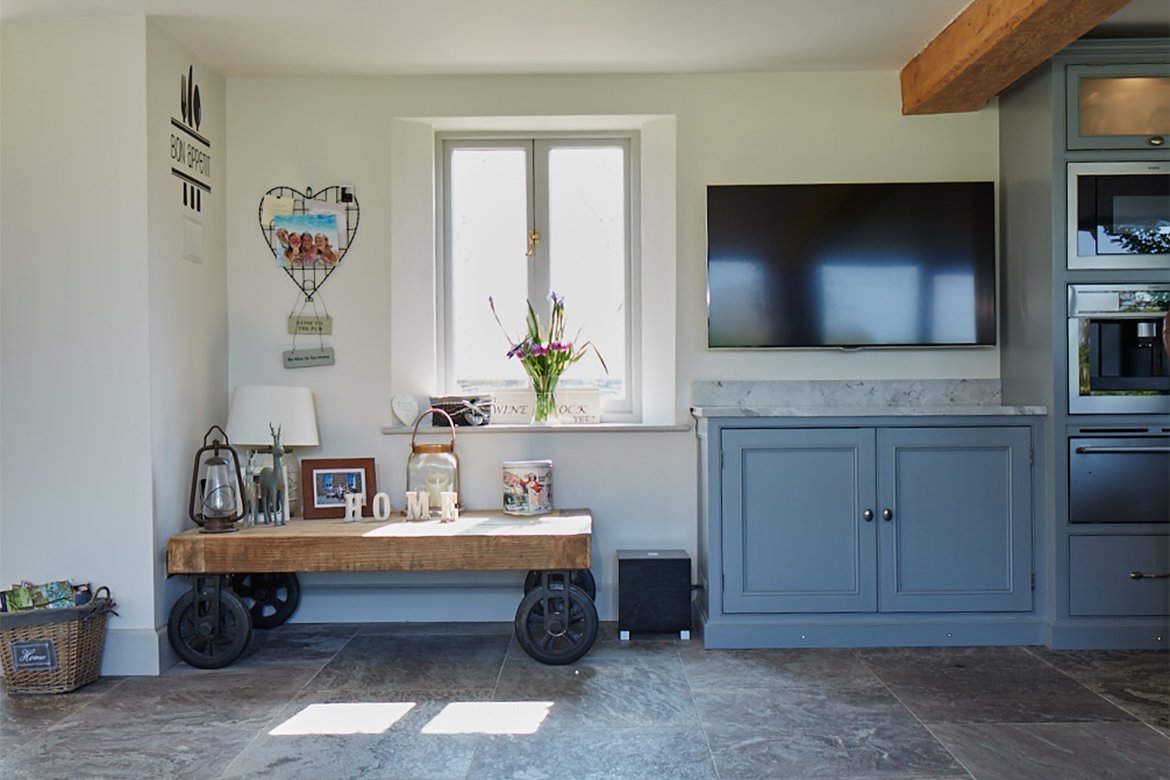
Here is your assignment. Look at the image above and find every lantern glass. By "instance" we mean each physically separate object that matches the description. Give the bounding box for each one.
[201,456,238,518]
[407,448,459,507]
[406,409,461,512]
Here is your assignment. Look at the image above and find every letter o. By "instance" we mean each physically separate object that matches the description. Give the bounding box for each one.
[372,492,392,520]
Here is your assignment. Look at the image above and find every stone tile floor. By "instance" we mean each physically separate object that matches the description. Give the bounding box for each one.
[1,622,1167,779]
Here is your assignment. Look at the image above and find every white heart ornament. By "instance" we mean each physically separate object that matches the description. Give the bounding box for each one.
[392,395,420,426]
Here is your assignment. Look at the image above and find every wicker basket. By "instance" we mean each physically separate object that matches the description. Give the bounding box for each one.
[0,586,116,694]
[428,395,492,426]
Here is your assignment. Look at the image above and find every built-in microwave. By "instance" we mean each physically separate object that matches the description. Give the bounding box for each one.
[1067,161,1169,270]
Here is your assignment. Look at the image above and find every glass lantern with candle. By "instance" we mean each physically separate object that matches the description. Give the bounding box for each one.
[188,425,247,534]
[406,408,461,516]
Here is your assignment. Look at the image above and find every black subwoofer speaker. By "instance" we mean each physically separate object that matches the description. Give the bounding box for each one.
[617,549,691,639]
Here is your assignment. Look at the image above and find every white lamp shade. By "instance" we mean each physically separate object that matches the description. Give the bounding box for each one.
[226,385,320,448]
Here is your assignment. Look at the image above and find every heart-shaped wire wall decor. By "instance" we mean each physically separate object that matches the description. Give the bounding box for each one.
[258,185,360,301]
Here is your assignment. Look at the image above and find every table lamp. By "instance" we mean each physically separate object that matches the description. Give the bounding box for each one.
[226,386,319,516]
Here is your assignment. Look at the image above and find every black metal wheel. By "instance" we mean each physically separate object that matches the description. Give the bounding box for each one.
[523,568,597,601]
[514,582,598,665]
[230,572,301,629]
[167,584,252,669]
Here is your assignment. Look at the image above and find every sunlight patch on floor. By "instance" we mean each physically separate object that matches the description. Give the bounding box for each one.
[421,701,555,735]
[269,702,416,735]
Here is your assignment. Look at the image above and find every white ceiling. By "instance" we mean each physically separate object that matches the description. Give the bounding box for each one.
[2,0,1167,79]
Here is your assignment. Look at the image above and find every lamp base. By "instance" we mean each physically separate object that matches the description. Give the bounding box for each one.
[200,517,240,534]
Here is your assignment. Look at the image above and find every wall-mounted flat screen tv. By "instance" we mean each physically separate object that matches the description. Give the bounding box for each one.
[706,181,997,348]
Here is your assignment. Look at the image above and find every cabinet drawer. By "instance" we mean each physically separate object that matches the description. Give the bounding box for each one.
[1069,535,1170,616]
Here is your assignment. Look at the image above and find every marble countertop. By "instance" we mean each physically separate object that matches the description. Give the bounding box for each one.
[691,404,1047,418]
[691,379,1047,418]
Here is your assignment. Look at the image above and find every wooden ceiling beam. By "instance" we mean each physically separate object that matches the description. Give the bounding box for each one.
[901,0,1135,115]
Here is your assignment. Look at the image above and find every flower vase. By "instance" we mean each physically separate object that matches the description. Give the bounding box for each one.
[531,382,560,425]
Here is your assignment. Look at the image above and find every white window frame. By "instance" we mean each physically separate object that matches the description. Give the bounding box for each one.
[436,131,642,418]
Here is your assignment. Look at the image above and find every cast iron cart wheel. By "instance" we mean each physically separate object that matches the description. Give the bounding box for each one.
[167,584,253,669]
[514,582,599,665]
[230,572,301,629]
[523,568,597,601]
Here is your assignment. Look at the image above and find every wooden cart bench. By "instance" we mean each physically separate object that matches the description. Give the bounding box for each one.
[165,509,597,668]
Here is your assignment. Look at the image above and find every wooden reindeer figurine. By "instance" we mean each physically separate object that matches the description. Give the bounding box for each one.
[259,424,286,526]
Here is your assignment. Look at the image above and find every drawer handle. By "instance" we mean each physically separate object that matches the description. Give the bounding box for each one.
[1130,571,1170,580]
[1075,446,1170,454]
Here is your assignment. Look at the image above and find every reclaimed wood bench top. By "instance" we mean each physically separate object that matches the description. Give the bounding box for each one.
[166,509,592,575]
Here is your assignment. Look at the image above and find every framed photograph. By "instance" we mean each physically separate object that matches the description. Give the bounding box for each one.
[301,458,376,519]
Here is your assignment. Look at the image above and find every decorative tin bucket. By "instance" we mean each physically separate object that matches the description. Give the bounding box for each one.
[502,460,553,516]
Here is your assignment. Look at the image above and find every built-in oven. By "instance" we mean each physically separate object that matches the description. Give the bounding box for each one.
[1069,427,1169,524]
[1067,161,1169,270]
[1068,284,1169,415]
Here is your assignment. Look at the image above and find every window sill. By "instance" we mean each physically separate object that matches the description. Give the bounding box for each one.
[380,422,691,435]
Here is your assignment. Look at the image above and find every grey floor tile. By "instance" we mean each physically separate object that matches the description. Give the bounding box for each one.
[355,620,513,637]
[856,646,1136,724]
[929,721,1170,780]
[0,674,285,780]
[219,692,482,780]
[497,644,698,728]
[696,685,966,779]
[680,646,883,693]
[467,727,718,780]
[1027,648,1170,735]
[305,633,510,694]
[0,676,126,758]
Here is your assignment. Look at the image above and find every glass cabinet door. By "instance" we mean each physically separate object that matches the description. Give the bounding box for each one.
[1067,64,1169,150]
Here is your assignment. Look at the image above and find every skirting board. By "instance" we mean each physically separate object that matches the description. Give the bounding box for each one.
[1045,618,1170,650]
[290,584,617,624]
[100,627,167,676]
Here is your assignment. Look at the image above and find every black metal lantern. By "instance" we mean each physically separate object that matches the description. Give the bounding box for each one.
[188,425,247,534]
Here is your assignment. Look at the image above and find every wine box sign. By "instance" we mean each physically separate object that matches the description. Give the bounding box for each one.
[10,639,57,671]
[490,388,601,424]
[555,388,601,423]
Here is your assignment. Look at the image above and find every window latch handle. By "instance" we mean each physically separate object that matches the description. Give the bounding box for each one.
[525,229,540,258]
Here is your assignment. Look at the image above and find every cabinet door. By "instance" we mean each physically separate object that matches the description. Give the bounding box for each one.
[1066,63,1170,150]
[877,427,1033,613]
[722,428,876,613]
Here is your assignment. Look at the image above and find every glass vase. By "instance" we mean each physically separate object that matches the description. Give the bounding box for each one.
[530,377,560,425]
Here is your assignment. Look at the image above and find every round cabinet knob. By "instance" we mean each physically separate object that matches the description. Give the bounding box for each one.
[863,509,874,522]
[882,508,893,521]
[1151,136,1166,146]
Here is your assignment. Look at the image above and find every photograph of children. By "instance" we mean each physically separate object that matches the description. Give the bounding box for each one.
[272,213,341,269]
[311,468,366,509]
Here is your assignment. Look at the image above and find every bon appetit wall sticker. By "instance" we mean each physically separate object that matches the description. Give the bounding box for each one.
[171,66,210,212]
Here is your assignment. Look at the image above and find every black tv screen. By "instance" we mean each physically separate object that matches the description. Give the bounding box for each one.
[706,181,997,348]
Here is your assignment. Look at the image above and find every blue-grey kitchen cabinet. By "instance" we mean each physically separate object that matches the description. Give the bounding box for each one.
[698,417,1043,648]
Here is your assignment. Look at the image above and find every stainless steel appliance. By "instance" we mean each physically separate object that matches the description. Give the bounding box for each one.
[1067,161,1169,270]
[1069,429,1169,524]
[1068,284,1169,415]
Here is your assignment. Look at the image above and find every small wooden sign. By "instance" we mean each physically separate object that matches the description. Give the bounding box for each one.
[283,347,334,369]
[288,315,333,335]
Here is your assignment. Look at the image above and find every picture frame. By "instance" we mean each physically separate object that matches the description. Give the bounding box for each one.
[301,458,376,519]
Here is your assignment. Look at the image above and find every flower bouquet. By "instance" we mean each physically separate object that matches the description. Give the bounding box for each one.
[490,293,607,423]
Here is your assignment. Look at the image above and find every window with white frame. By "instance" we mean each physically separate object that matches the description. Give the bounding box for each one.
[439,136,638,415]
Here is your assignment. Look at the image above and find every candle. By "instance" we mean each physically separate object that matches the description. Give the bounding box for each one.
[425,474,450,507]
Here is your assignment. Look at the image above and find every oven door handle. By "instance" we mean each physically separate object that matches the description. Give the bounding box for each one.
[1074,445,1170,454]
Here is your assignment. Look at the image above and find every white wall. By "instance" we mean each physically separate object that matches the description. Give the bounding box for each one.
[226,72,999,624]
[0,18,226,675]
[145,22,228,668]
